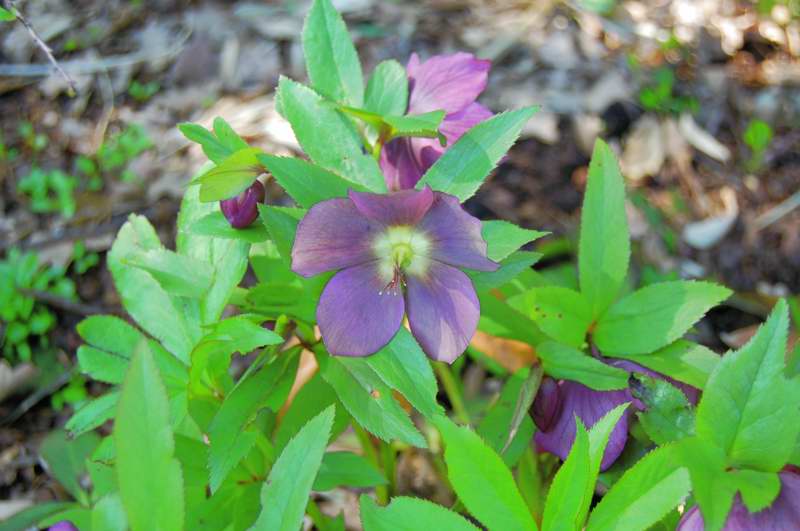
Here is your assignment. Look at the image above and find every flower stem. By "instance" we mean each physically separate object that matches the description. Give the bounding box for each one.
[306,499,330,531]
[353,423,388,504]
[434,363,470,425]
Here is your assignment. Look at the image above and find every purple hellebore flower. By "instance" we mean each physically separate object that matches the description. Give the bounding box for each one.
[380,52,493,191]
[220,180,265,228]
[48,521,79,531]
[534,359,698,470]
[678,470,800,530]
[291,186,498,363]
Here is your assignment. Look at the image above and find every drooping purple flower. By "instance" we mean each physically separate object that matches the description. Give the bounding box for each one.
[48,521,79,531]
[220,180,265,228]
[534,359,698,470]
[380,53,493,191]
[291,187,498,362]
[531,377,562,432]
[678,470,800,530]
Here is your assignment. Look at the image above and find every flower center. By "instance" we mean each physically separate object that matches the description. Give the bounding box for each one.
[373,226,431,291]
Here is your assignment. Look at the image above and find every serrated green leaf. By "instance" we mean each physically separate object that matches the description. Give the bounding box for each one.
[278,77,385,192]
[695,299,800,471]
[482,220,547,262]
[417,107,537,201]
[213,117,249,154]
[630,375,694,444]
[77,315,143,358]
[360,495,479,531]
[39,430,100,505]
[608,340,719,389]
[508,286,592,348]
[302,0,364,106]
[190,211,270,243]
[313,451,387,491]
[194,147,263,202]
[470,251,542,291]
[115,342,184,531]
[537,341,628,390]
[542,418,590,531]
[385,110,446,141]
[578,139,630,318]
[91,493,127,531]
[730,469,780,513]
[124,248,213,299]
[251,406,335,531]
[258,204,304,266]
[435,415,537,531]
[259,154,357,208]
[0,502,74,531]
[674,437,735,531]
[594,281,731,355]
[364,60,408,117]
[66,392,120,437]
[587,445,691,531]
[77,345,128,383]
[178,118,247,164]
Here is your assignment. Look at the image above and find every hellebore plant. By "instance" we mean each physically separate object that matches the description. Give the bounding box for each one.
[291,187,497,362]
[12,1,800,531]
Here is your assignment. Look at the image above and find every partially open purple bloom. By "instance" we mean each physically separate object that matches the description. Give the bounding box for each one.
[534,359,697,470]
[291,187,498,362]
[678,470,800,530]
[380,53,493,191]
[48,521,78,531]
[220,180,265,228]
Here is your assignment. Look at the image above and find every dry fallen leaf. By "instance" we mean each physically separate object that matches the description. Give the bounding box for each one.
[622,115,665,181]
[678,113,731,163]
[683,186,739,250]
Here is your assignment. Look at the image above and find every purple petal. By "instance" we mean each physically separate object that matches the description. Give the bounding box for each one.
[380,138,443,191]
[439,102,493,145]
[48,522,79,531]
[317,263,405,357]
[531,377,563,432]
[291,198,381,277]
[220,180,265,228]
[419,193,498,272]
[407,53,491,115]
[678,471,800,530]
[405,262,480,363]
[348,187,434,226]
[534,380,631,471]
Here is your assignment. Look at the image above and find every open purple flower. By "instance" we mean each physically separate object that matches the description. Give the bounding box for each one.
[533,359,697,470]
[678,470,800,530]
[380,53,493,191]
[291,187,497,362]
[221,180,265,228]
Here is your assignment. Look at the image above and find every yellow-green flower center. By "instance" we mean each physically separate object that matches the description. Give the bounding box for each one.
[373,226,431,283]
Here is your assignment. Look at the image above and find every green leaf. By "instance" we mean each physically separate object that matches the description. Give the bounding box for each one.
[470,251,541,291]
[202,315,284,352]
[0,6,16,21]
[364,328,441,419]
[417,107,538,201]
[508,287,592,348]
[190,211,270,243]
[124,248,214,299]
[108,215,194,364]
[77,345,128,384]
[38,505,92,530]
[66,392,120,437]
[478,291,545,346]
[608,340,719,389]
[578,139,630,318]
[77,315,143,357]
[435,415,537,531]
[39,430,100,505]
[278,77,385,192]
[208,352,299,492]
[587,445,691,531]
[730,469,780,512]
[364,60,408,117]
[251,406,335,531]
[258,154,357,208]
[302,0,363,106]
[194,147,263,202]
[178,118,248,164]
[630,375,694,444]
[360,495,480,531]
[536,341,629,390]
[322,350,427,447]
[593,281,731,355]
[213,117,250,154]
[313,451,387,491]
[385,111,446,142]
[0,502,73,530]
[674,437,735,531]
[482,220,547,262]
[695,299,800,471]
[258,204,304,266]
[115,342,184,531]
[542,418,590,531]
[91,493,128,531]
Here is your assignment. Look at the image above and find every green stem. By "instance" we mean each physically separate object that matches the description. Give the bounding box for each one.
[380,442,396,498]
[306,499,329,531]
[353,423,388,504]
[434,363,470,425]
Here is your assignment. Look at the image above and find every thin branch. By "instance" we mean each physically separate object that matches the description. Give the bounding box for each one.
[18,288,114,316]
[4,0,77,95]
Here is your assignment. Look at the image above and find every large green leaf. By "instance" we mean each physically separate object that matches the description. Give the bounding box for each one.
[695,300,800,471]
[587,445,691,531]
[123,248,214,299]
[360,495,479,531]
[630,375,694,444]
[259,154,357,208]
[66,392,120,437]
[508,287,592,348]
[364,60,408,117]
[76,315,143,357]
[178,117,248,164]
[482,220,547,262]
[193,147,263,203]
[302,0,363,106]
[278,76,385,192]
[536,341,628,391]
[189,211,270,243]
[313,451,387,491]
[578,139,630,318]
[251,406,335,531]
[115,342,184,531]
[417,107,538,201]
[673,437,735,531]
[435,415,537,531]
[593,281,731,355]
[608,340,719,389]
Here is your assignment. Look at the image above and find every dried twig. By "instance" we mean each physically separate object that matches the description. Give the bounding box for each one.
[2,0,77,95]
[18,288,113,316]
[754,189,800,232]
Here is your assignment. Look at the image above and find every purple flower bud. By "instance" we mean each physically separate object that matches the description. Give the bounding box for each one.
[48,521,79,531]
[220,180,265,229]
[531,377,562,432]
